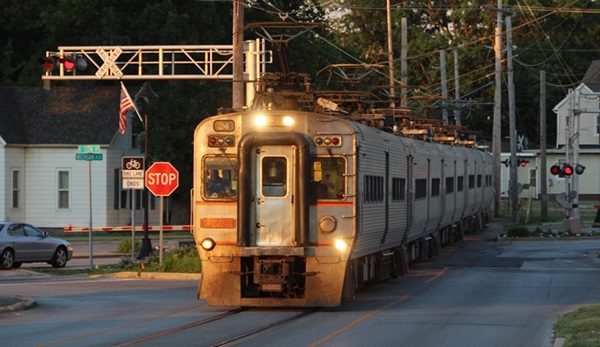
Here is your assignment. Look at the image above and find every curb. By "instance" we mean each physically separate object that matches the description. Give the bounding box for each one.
[0,296,37,313]
[90,271,201,281]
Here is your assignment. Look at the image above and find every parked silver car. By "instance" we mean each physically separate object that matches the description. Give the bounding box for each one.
[0,222,73,269]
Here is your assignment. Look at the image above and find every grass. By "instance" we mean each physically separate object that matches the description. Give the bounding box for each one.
[498,199,599,229]
[31,244,201,276]
[554,305,600,347]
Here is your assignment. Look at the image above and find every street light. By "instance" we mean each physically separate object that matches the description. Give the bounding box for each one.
[135,82,159,259]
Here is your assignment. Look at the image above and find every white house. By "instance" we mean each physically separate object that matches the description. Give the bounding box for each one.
[0,86,160,229]
[500,60,600,201]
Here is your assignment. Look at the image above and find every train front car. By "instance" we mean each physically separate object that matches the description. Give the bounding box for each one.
[193,110,356,307]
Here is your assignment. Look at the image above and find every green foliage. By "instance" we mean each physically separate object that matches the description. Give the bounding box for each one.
[506,226,531,238]
[117,238,140,254]
[121,246,201,273]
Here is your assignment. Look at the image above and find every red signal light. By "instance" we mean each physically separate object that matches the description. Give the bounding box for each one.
[563,165,574,176]
[59,57,76,72]
[550,165,561,175]
[38,57,56,72]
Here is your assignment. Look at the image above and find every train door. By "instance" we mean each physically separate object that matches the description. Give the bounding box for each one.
[255,146,295,246]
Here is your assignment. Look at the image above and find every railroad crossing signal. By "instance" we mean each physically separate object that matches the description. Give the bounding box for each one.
[550,163,585,176]
[502,158,529,167]
[145,162,179,196]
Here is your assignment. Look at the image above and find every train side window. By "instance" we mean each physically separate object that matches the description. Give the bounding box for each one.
[392,177,405,202]
[203,157,238,199]
[262,157,287,197]
[312,158,345,200]
[415,178,427,200]
[431,178,440,197]
[446,177,454,194]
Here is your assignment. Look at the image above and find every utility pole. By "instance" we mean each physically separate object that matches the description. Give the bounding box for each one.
[540,70,548,221]
[492,0,503,218]
[386,0,395,108]
[507,16,519,224]
[401,17,408,107]
[454,49,461,126]
[232,0,244,109]
[440,50,448,124]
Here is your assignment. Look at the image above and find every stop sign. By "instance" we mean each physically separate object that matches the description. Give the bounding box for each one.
[145,162,179,196]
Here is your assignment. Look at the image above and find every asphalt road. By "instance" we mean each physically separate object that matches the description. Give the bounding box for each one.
[2,224,600,346]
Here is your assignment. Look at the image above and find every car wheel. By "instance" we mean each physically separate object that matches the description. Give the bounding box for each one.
[0,249,15,270]
[51,247,68,268]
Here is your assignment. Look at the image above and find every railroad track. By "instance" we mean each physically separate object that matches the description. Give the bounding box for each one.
[114,307,318,347]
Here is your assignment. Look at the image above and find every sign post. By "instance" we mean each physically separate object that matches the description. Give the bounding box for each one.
[122,156,145,259]
[145,162,179,264]
[76,145,103,270]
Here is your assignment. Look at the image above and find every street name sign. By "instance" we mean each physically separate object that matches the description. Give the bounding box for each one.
[78,145,101,153]
[76,153,103,161]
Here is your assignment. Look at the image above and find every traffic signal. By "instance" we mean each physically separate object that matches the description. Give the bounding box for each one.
[517,159,529,167]
[59,57,76,72]
[38,57,56,72]
[550,163,585,176]
[550,164,561,175]
[563,164,574,176]
[39,54,86,73]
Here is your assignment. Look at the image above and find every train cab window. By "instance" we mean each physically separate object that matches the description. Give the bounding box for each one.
[262,157,287,197]
[457,176,464,192]
[311,158,345,200]
[203,157,238,199]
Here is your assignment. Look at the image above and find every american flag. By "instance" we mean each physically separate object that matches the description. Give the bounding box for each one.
[119,84,134,134]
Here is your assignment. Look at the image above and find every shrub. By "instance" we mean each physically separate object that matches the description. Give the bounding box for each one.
[139,246,202,273]
[117,238,140,253]
[507,226,531,238]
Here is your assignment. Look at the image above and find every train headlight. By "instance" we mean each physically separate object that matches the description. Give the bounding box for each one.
[334,239,348,251]
[254,115,267,127]
[282,116,294,126]
[319,216,337,233]
[200,238,216,251]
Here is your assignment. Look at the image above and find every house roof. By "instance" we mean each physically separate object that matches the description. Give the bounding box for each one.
[0,86,120,146]
[582,60,600,92]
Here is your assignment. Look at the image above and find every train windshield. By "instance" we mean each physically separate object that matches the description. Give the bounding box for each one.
[312,158,345,199]
[203,157,238,199]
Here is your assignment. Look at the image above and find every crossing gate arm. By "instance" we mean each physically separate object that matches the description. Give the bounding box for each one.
[63,225,192,232]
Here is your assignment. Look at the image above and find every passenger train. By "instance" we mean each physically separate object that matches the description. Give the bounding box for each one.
[192,79,494,307]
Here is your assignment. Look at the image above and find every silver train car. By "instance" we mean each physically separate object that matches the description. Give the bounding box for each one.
[193,109,493,307]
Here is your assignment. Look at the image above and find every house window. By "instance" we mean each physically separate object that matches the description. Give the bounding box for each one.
[131,130,141,149]
[114,169,148,210]
[58,170,70,209]
[11,170,20,209]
